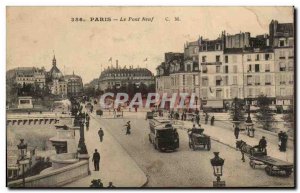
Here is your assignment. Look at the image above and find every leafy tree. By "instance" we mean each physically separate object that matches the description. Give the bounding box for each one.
[255,95,275,131]
[229,97,246,122]
[282,101,294,130]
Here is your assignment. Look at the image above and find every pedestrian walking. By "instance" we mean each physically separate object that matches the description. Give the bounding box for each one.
[86,121,89,131]
[92,149,100,171]
[196,114,200,126]
[124,121,131,135]
[280,132,288,152]
[205,113,209,124]
[278,131,284,150]
[98,128,104,142]
[234,125,240,139]
[86,114,90,122]
[113,109,116,118]
[91,105,94,113]
[210,116,215,126]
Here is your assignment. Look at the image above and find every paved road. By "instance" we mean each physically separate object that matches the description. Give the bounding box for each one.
[91,113,294,187]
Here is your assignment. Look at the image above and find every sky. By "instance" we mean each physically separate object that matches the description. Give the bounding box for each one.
[6,6,294,84]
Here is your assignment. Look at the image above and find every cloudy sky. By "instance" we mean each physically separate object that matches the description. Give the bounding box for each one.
[7,7,293,83]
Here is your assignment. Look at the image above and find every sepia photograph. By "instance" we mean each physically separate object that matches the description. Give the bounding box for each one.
[5,6,295,188]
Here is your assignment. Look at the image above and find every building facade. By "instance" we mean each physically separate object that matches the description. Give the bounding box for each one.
[243,48,276,102]
[270,20,294,107]
[64,72,84,97]
[156,20,294,111]
[156,52,200,109]
[98,61,155,91]
[14,67,46,88]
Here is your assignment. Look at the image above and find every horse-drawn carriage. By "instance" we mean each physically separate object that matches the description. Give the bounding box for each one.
[236,140,293,177]
[249,155,293,177]
[187,128,211,151]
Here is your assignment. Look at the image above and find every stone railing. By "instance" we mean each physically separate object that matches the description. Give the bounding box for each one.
[8,160,89,188]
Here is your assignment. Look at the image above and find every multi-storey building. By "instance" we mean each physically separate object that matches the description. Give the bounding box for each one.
[198,37,224,106]
[98,60,155,91]
[14,67,46,88]
[155,20,294,111]
[243,48,276,104]
[156,52,200,109]
[270,20,294,107]
[64,72,84,97]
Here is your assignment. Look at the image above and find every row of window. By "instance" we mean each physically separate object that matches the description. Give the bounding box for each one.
[201,53,273,63]
[201,87,273,99]
[202,62,293,74]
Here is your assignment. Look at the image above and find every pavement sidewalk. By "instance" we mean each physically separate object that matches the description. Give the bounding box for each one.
[64,110,147,187]
[180,120,294,163]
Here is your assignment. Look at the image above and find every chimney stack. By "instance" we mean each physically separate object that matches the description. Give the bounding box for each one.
[116,60,118,69]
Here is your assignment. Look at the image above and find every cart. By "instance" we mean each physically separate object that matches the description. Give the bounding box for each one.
[249,155,293,177]
[188,128,211,151]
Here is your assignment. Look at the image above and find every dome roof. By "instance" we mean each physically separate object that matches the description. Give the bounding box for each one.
[49,55,63,80]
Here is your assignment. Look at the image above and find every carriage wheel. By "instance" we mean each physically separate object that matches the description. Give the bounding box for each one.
[154,143,157,150]
[207,143,211,151]
[265,165,273,176]
[284,169,292,177]
[249,160,255,169]
[192,144,196,151]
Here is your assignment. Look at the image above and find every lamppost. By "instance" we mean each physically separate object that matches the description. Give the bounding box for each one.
[245,102,255,137]
[210,152,225,187]
[232,98,240,128]
[17,139,29,187]
[77,113,88,155]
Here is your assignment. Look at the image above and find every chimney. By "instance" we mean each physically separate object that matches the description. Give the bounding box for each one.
[116,60,118,69]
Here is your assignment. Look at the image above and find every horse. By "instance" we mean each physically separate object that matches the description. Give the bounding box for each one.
[236,140,255,162]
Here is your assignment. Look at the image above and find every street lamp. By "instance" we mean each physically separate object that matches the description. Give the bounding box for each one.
[77,113,88,155]
[245,99,255,137]
[210,152,225,187]
[232,98,240,128]
[17,139,29,187]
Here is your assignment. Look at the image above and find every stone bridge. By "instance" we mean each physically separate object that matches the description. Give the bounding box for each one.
[6,113,74,126]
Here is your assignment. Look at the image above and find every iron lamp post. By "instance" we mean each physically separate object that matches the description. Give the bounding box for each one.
[210,152,225,187]
[77,113,88,155]
[245,99,255,137]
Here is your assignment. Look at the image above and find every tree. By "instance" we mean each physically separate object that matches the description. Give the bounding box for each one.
[282,101,294,130]
[255,95,275,131]
[229,97,245,122]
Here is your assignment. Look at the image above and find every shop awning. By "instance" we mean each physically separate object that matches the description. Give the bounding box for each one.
[203,100,223,109]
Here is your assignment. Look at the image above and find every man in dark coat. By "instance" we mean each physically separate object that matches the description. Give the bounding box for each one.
[92,149,100,171]
[98,128,104,142]
[278,131,284,150]
[125,121,131,135]
[205,113,209,124]
[86,121,89,131]
[210,116,215,126]
[258,136,267,153]
[280,132,288,152]
[234,126,240,139]
[196,114,200,126]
